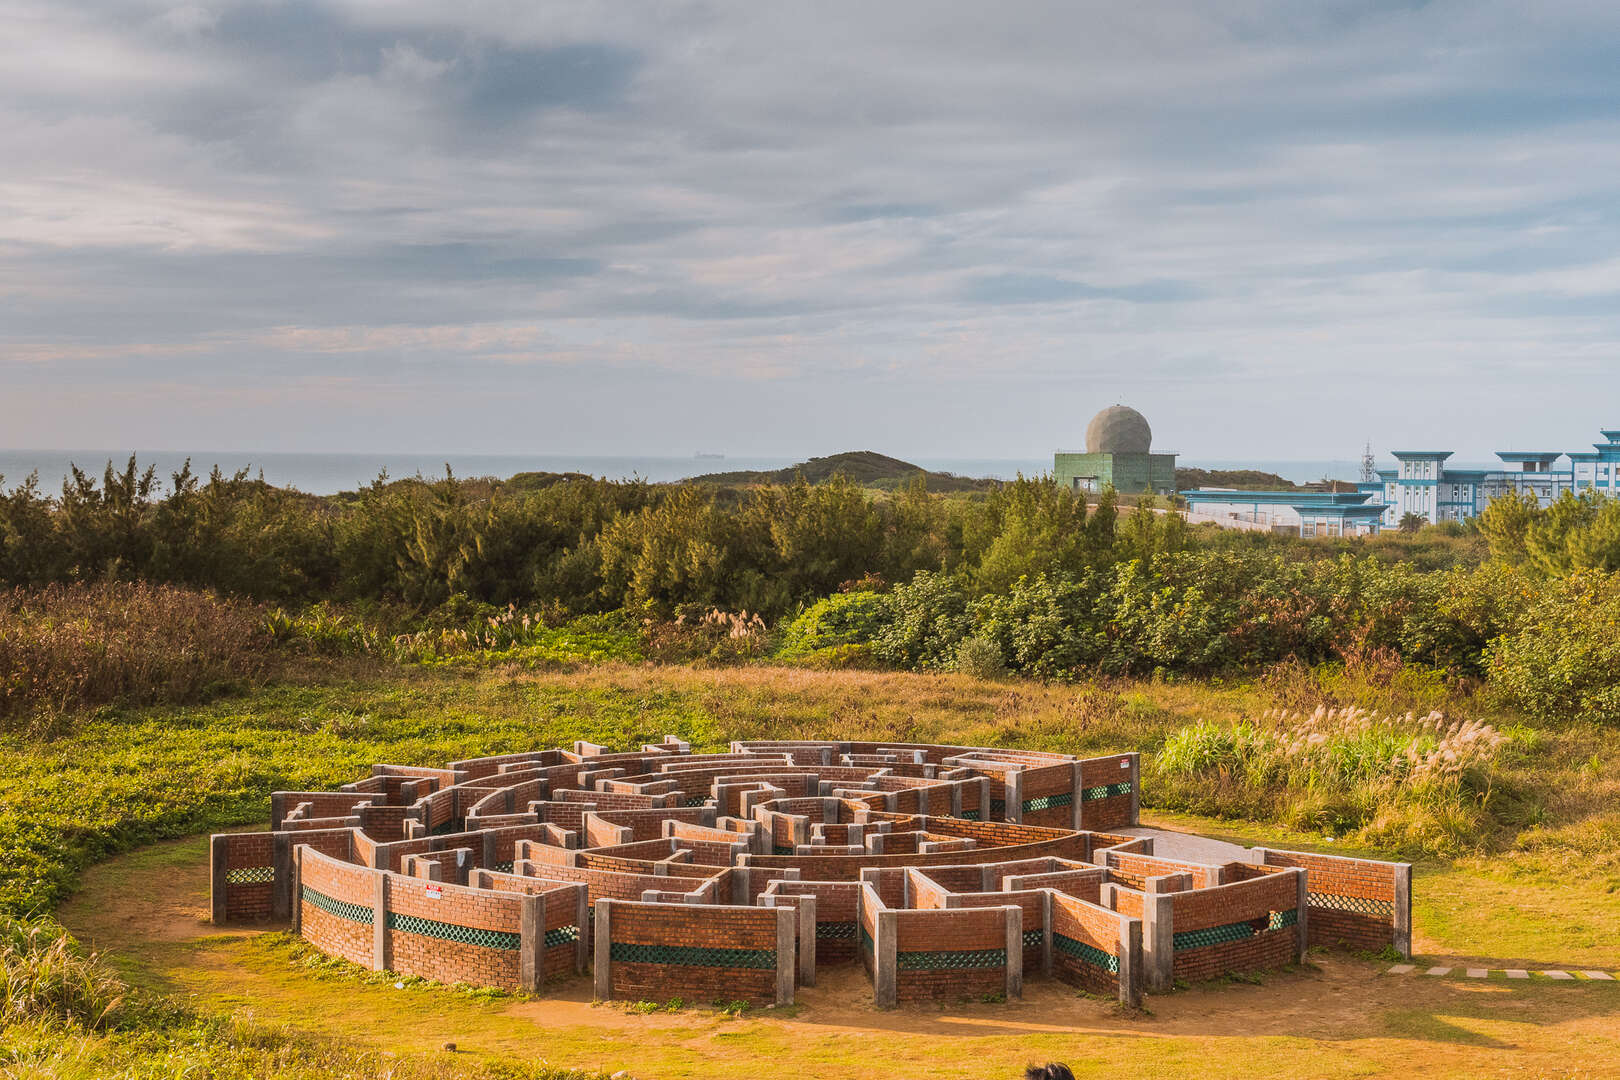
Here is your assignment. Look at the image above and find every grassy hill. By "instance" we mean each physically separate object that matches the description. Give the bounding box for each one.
[1175,467,1300,490]
[684,450,997,491]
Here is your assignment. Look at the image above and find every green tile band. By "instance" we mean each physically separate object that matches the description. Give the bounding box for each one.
[817,921,857,940]
[773,845,796,855]
[1053,932,1120,973]
[491,861,514,874]
[301,884,373,925]
[1308,892,1394,919]
[1174,909,1297,951]
[1022,928,1045,948]
[860,924,875,955]
[959,809,981,821]
[1022,792,1073,813]
[1081,781,1133,801]
[386,911,520,950]
[897,948,1007,971]
[226,866,275,885]
[544,925,580,948]
[684,795,708,807]
[609,942,776,969]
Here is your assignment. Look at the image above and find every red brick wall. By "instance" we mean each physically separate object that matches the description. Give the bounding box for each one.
[744,831,1086,881]
[299,850,376,968]
[952,889,1045,972]
[1262,850,1400,951]
[220,832,275,920]
[892,907,1009,1003]
[386,875,524,990]
[1050,892,1122,997]
[768,880,863,965]
[1168,872,1298,983]
[605,901,780,1005]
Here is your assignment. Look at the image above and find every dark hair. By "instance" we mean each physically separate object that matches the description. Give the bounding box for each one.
[1025,1066,1076,1080]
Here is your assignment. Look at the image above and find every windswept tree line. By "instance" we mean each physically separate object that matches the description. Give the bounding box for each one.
[0,457,1160,614]
[3,456,1620,723]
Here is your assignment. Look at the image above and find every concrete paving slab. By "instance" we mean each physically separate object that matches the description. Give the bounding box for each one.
[1544,970,1574,980]
[1506,969,1529,979]
[1425,966,1452,976]
[1387,964,1415,975]
[1581,970,1615,980]
[1466,968,1488,978]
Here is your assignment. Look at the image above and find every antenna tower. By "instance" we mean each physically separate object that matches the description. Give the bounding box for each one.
[1359,441,1376,484]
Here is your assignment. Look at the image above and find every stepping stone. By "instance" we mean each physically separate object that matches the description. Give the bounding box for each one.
[1425,967,1452,976]
[1506,969,1529,979]
[1544,970,1573,980]
[1387,964,1415,975]
[1466,969,1488,978]
[1581,971,1615,980]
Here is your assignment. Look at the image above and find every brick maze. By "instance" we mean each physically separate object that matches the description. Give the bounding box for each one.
[211,738,1412,1007]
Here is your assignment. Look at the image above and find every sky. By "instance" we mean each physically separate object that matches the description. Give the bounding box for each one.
[4,1,1620,462]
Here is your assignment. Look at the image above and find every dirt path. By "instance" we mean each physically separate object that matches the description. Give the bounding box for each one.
[58,835,1620,1080]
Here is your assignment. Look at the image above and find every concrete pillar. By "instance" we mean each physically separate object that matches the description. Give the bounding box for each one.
[1003,906,1023,1000]
[482,831,498,870]
[875,908,898,1008]
[270,792,287,831]
[1041,889,1055,977]
[1144,891,1173,991]
[775,906,797,1006]
[1293,868,1309,965]
[1006,771,1024,824]
[1118,914,1143,1008]
[519,892,545,992]
[1393,862,1413,959]
[573,883,590,973]
[271,832,292,922]
[371,870,390,972]
[593,900,613,1000]
[290,844,303,934]
[208,835,229,925]
[1128,753,1141,826]
[1071,762,1086,830]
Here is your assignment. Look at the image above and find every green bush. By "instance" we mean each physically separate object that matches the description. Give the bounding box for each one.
[1486,571,1620,725]
[870,572,972,669]
[775,591,892,659]
[954,636,1006,679]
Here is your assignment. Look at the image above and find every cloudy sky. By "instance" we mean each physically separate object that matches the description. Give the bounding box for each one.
[5,1,1620,461]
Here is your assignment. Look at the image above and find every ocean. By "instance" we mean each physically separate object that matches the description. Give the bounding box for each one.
[0,449,1413,496]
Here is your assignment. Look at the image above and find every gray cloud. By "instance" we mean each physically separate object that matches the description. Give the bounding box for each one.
[4,0,1620,459]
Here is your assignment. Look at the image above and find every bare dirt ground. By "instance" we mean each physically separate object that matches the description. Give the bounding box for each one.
[60,834,1620,1080]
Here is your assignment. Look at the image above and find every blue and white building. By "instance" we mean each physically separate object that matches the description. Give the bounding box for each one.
[1181,489,1388,537]
[1365,427,1620,527]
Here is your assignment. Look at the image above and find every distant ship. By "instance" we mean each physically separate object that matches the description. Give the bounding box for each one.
[693,452,725,460]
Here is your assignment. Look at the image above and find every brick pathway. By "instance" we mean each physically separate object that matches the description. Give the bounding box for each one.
[1386,964,1616,981]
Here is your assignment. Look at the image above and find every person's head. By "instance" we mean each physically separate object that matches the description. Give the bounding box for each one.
[1024,1066,1076,1080]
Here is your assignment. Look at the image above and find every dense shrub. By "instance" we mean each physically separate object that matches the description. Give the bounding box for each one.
[870,572,973,669]
[776,591,893,659]
[1485,571,1620,726]
[953,636,1007,679]
[0,583,273,729]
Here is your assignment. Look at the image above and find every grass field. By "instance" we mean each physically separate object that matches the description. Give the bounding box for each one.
[6,663,1620,1078]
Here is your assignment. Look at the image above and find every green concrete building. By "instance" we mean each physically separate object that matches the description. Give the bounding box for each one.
[1054,405,1177,496]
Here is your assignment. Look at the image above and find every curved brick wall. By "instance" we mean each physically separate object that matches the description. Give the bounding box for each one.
[208,739,1409,1007]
